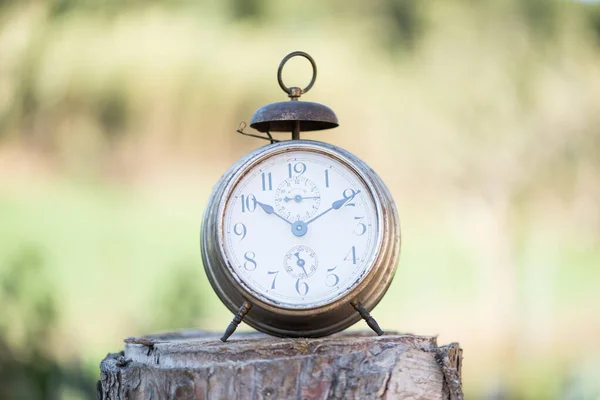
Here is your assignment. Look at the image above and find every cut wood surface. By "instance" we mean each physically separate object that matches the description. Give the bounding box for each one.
[98,330,463,400]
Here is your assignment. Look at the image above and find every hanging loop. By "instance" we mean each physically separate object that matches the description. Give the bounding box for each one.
[277,51,317,99]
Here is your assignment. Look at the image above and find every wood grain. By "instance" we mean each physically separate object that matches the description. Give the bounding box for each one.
[98,330,463,400]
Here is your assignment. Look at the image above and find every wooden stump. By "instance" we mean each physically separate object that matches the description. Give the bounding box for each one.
[98,330,463,400]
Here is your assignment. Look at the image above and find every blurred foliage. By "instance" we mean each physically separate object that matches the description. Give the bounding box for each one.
[0,246,95,399]
[151,264,208,331]
[0,0,600,399]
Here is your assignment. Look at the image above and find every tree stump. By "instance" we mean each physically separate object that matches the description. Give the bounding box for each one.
[98,330,463,400]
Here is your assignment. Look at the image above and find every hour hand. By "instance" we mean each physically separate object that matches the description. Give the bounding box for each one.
[254,199,292,225]
[255,200,275,214]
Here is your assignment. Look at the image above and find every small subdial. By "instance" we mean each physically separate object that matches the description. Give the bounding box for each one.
[274,176,321,221]
[284,245,318,280]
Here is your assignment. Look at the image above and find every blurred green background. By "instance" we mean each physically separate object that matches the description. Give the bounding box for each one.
[1,0,600,398]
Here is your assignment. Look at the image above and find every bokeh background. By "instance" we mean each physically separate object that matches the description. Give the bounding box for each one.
[1,0,600,398]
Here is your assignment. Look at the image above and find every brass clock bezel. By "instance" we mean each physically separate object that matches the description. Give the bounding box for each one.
[201,140,400,338]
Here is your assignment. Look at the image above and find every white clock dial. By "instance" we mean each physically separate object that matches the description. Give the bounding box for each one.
[222,150,380,309]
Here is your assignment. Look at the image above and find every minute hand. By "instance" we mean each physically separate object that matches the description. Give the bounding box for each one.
[305,190,361,226]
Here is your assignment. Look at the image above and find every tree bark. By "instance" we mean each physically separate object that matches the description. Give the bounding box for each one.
[98,330,463,400]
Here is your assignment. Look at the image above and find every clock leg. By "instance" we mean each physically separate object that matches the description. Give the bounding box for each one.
[351,300,384,336]
[221,301,252,342]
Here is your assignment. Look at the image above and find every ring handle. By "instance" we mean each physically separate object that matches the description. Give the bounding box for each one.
[277,51,317,97]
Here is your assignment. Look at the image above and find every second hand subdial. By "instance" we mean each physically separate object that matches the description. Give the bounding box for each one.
[284,245,318,280]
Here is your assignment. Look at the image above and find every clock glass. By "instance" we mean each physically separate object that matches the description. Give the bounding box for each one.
[221,148,381,309]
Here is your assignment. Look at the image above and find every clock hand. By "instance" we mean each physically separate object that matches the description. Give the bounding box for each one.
[294,252,309,277]
[305,189,361,226]
[254,199,292,225]
[294,252,306,267]
[284,195,321,203]
[287,190,358,237]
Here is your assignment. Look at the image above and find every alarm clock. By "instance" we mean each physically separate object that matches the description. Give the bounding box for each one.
[201,52,400,341]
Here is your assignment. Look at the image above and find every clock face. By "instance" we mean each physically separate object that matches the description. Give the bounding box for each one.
[221,149,381,309]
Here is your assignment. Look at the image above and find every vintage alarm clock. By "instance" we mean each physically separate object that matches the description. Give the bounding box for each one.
[201,52,400,341]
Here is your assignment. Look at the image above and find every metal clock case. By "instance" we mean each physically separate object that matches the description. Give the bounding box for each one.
[200,52,401,341]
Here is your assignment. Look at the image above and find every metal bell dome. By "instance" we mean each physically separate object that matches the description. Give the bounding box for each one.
[248,51,338,140]
[250,101,338,133]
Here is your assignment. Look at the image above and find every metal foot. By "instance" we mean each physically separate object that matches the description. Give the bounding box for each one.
[221,301,252,342]
[351,300,384,336]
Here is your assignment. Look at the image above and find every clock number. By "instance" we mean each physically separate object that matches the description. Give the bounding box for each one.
[240,194,257,213]
[233,222,247,240]
[295,279,309,296]
[288,162,306,178]
[344,246,357,265]
[343,188,358,207]
[354,217,367,236]
[243,251,257,271]
[267,270,279,289]
[324,169,330,188]
[261,172,273,191]
[326,266,340,287]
